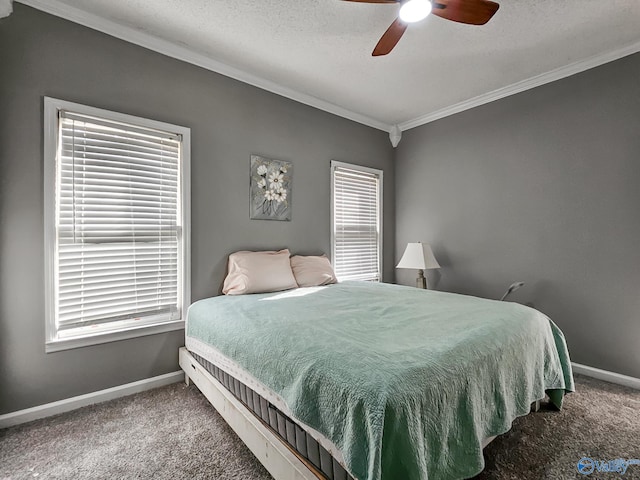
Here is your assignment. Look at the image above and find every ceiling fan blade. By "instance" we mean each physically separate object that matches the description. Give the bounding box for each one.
[341,0,398,3]
[431,0,499,25]
[372,18,408,56]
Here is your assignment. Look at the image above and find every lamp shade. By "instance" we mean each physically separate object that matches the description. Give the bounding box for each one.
[396,243,440,270]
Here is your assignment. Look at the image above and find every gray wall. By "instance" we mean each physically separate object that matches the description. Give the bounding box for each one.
[395,53,640,379]
[0,4,394,414]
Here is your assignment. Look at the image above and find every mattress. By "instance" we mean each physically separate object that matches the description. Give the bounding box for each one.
[187,349,355,480]
[186,334,350,469]
[186,281,574,480]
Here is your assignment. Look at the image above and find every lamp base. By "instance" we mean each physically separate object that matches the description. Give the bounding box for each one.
[416,269,427,289]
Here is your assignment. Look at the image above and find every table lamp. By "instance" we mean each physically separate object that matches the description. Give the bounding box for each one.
[396,242,440,289]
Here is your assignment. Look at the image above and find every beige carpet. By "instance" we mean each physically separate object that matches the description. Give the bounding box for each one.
[1,374,638,479]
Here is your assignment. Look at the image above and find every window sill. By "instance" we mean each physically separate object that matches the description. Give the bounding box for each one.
[45,319,185,353]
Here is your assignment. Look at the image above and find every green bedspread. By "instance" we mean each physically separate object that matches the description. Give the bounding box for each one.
[186,281,574,480]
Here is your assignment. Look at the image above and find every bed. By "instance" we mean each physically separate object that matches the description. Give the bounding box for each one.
[181,281,574,480]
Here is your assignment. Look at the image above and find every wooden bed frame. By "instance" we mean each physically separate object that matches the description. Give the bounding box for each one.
[180,347,541,480]
[180,347,321,480]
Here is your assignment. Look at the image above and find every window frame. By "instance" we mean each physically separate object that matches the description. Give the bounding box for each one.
[43,97,191,353]
[330,160,383,282]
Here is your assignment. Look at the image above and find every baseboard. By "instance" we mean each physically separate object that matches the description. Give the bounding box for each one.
[2,363,636,429]
[572,362,640,390]
[0,370,184,429]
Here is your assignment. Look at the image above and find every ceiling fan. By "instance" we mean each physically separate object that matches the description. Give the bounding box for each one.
[343,0,500,56]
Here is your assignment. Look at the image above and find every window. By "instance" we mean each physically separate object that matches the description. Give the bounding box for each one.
[331,161,383,282]
[44,98,190,352]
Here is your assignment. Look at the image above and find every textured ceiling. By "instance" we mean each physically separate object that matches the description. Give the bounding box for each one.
[30,0,640,129]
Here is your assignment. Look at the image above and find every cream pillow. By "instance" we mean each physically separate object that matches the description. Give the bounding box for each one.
[222,249,298,295]
[290,255,338,288]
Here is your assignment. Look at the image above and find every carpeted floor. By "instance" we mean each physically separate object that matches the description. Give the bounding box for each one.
[1,374,638,479]
[475,375,639,479]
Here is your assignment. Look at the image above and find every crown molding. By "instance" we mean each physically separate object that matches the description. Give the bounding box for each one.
[16,0,640,136]
[0,0,13,19]
[398,39,640,131]
[16,0,391,132]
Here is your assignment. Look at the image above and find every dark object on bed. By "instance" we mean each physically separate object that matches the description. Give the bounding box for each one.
[500,281,525,301]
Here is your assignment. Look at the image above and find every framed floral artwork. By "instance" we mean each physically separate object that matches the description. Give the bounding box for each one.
[250,155,292,221]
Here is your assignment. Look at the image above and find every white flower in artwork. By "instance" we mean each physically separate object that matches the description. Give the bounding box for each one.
[273,187,287,203]
[269,171,284,188]
[250,157,292,220]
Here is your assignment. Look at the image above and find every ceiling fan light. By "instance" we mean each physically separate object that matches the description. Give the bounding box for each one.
[399,0,432,23]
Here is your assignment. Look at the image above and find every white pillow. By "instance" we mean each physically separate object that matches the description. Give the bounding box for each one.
[222,249,298,295]
[290,255,338,288]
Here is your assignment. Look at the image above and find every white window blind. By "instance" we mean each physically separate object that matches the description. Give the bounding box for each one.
[44,98,190,350]
[331,162,382,282]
